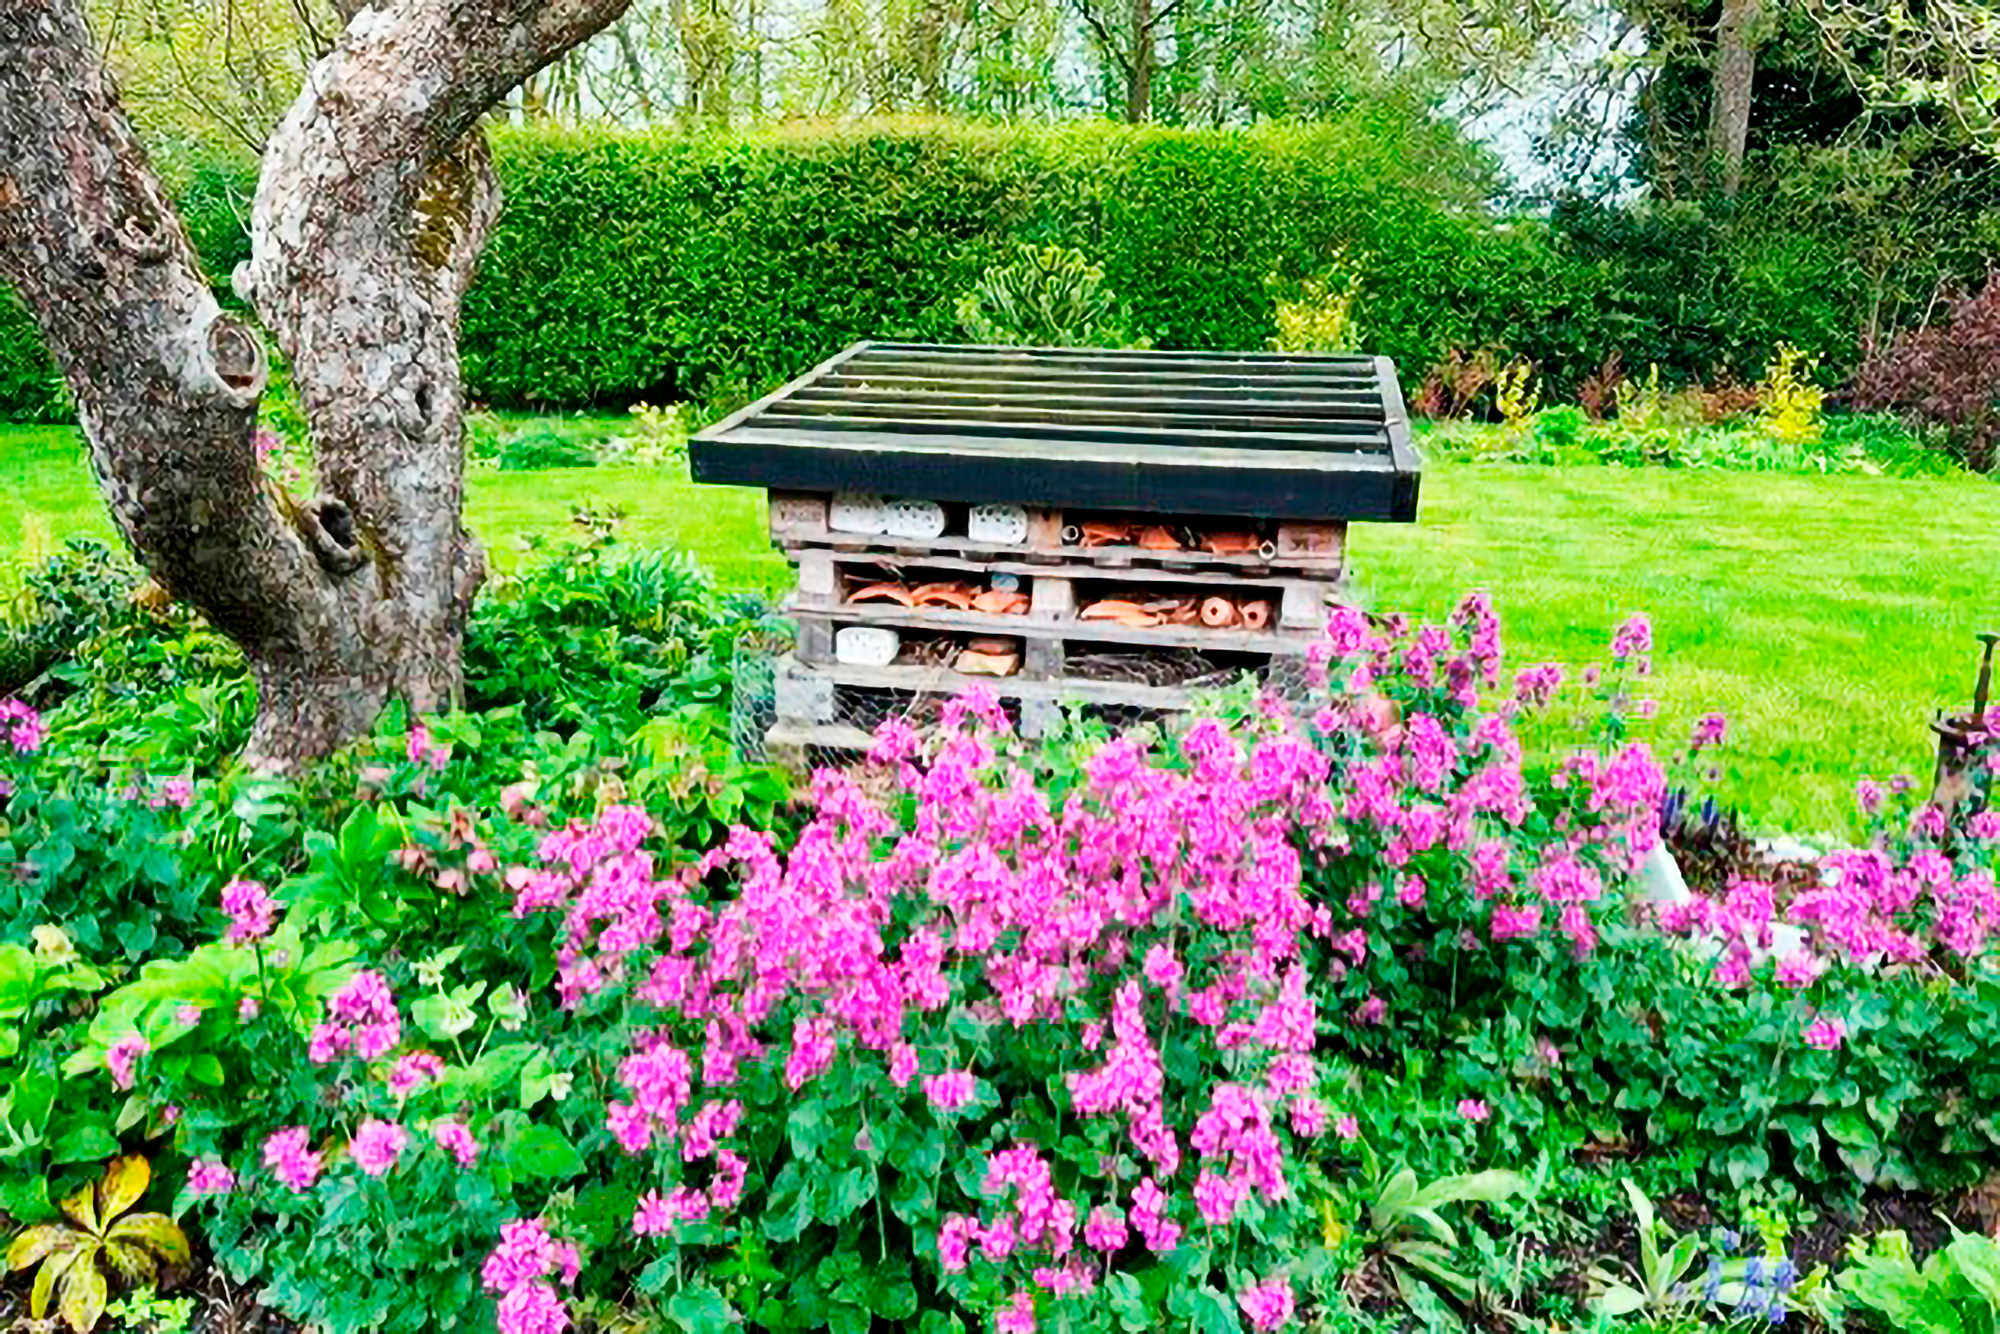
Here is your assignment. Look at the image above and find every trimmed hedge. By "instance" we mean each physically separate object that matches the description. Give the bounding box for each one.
[0,117,1984,421]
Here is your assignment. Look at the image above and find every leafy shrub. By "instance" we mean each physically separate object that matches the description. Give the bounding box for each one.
[1825,1228,2000,1331]
[462,522,761,736]
[1,539,142,697]
[1757,343,1827,446]
[955,244,1146,348]
[1270,262,1364,354]
[497,429,597,472]
[1850,272,2000,470]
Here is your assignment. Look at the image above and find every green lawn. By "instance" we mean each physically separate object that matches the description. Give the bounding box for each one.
[5,419,1995,833]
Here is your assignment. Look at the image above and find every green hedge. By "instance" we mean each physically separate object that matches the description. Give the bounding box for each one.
[0,117,1986,421]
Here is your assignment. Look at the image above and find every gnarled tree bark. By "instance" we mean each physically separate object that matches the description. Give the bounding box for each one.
[0,0,632,769]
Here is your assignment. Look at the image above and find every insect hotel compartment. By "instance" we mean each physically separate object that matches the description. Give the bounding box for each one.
[691,340,1421,759]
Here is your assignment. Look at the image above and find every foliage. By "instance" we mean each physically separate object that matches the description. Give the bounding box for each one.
[0,538,143,696]
[1493,361,1540,431]
[462,517,763,736]
[498,429,598,472]
[1340,1152,1527,1310]
[1850,272,2000,470]
[599,403,689,468]
[0,931,118,1226]
[1756,344,1826,447]
[1270,263,1363,354]
[104,1286,197,1334]
[5,1156,191,1334]
[1586,1181,1801,1323]
[1825,1228,2000,1332]
[955,244,1146,348]
[8,116,1975,423]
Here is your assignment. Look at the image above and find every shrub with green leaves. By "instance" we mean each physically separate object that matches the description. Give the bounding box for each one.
[955,244,1146,348]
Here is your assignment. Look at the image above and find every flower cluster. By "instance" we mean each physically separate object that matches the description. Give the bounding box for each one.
[310,970,403,1064]
[481,1219,580,1334]
[221,878,279,945]
[0,698,44,755]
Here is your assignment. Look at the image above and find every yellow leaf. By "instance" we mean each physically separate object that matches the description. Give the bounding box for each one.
[58,1250,108,1334]
[58,1183,97,1235]
[7,1224,78,1273]
[30,1246,82,1318]
[106,1213,191,1268]
[95,1155,150,1222]
[99,1239,156,1285]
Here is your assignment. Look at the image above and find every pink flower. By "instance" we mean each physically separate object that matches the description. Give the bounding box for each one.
[1352,995,1387,1026]
[107,1034,147,1090]
[1610,614,1653,663]
[264,1127,322,1191]
[1690,712,1728,749]
[390,1051,445,1095]
[938,1215,979,1271]
[889,1043,919,1089]
[632,1191,675,1237]
[1775,951,1825,990]
[187,1158,235,1196]
[433,1120,479,1167]
[238,996,261,1022]
[220,878,279,944]
[995,1292,1037,1334]
[495,1282,569,1334]
[1457,1099,1489,1123]
[1804,1016,1847,1051]
[923,1069,976,1113]
[1855,779,1885,814]
[1336,1115,1360,1141]
[0,699,45,754]
[175,1004,201,1027]
[1237,1277,1296,1331]
[1084,1205,1128,1253]
[351,1119,407,1177]
[407,722,451,771]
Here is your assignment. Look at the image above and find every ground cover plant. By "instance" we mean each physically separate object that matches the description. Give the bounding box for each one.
[3,557,2000,1334]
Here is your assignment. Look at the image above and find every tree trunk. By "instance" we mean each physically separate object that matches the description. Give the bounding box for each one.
[0,0,633,769]
[1126,0,1153,121]
[1709,0,1760,198]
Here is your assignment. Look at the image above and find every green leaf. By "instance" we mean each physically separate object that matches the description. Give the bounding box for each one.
[1107,1272,1152,1332]
[666,1282,738,1333]
[411,993,478,1043]
[786,1102,828,1160]
[505,1125,583,1180]
[50,1124,119,1167]
[1592,1286,1649,1316]
[1188,1285,1241,1334]
[823,1167,875,1223]
[1412,1169,1526,1208]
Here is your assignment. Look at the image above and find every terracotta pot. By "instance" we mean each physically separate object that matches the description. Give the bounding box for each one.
[849,582,914,606]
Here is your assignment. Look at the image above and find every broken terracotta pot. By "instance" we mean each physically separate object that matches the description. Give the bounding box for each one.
[1137,526,1182,551]
[1199,596,1238,628]
[911,582,977,610]
[1080,599,1165,628]
[1201,530,1261,555]
[971,589,1030,616]
[849,582,915,606]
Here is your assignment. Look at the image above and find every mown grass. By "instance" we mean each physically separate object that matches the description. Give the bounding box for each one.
[5,417,1995,833]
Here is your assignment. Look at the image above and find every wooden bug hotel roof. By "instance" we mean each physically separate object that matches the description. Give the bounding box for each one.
[690,342,1421,523]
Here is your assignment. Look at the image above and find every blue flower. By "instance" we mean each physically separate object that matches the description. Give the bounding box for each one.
[1719,1229,1741,1254]
[1745,1257,1767,1285]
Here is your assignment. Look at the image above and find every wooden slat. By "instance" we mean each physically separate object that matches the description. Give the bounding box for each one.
[865,341,1379,371]
[799,547,1344,587]
[796,385,1387,419]
[844,356,1381,387]
[785,598,1316,653]
[785,530,1345,571]
[818,372,1384,404]
[781,654,1206,710]
[752,410,1392,453]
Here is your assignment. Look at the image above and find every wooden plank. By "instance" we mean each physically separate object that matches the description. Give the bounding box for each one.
[695,431,1409,521]
[779,538,1342,578]
[805,383,1386,413]
[768,399,1389,438]
[817,373,1384,402]
[827,365,1381,392]
[765,719,878,755]
[859,341,1380,371]
[749,411,1393,454]
[785,598,1318,653]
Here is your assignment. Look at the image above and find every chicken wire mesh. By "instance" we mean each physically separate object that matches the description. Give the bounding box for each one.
[733,616,1322,771]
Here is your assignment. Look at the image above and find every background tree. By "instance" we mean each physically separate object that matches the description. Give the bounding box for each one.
[0,0,635,767]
